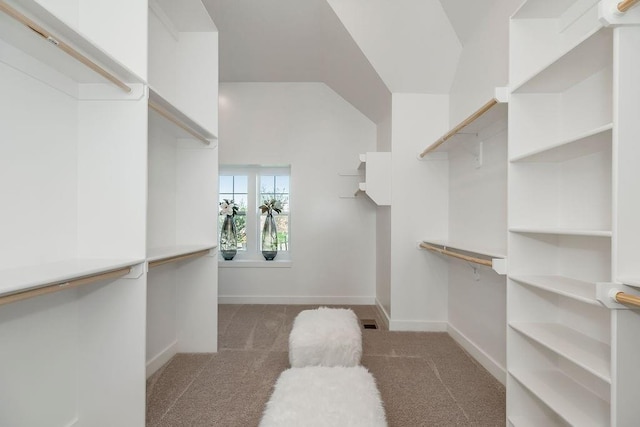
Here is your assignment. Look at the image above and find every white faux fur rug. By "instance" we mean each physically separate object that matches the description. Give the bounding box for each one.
[259,366,387,427]
[289,307,362,368]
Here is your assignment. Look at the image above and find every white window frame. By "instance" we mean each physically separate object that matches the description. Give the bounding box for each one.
[219,165,291,263]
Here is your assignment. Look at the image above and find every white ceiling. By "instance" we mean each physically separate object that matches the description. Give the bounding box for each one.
[204,0,475,122]
[204,0,391,123]
[326,0,462,93]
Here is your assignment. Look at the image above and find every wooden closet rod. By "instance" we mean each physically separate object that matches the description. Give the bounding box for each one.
[0,1,131,93]
[149,101,210,145]
[149,249,210,269]
[618,0,639,12]
[419,242,493,267]
[0,266,131,307]
[419,98,498,158]
[614,291,640,308]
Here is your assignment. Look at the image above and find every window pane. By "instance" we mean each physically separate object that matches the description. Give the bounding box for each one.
[260,175,275,194]
[275,175,289,193]
[219,176,234,193]
[234,175,248,193]
[219,193,234,204]
[277,195,290,212]
[234,194,248,212]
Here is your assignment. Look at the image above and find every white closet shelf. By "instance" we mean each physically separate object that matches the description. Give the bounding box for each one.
[510,369,609,427]
[618,277,640,289]
[512,0,577,19]
[147,244,216,268]
[0,257,143,298]
[511,26,612,94]
[509,227,612,237]
[418,88,508,158]
[510,322,610,382]
[507,416,561,427]
[149,88,217,144]
[510,275,600,306]
[422,239,505,259]
[0,0,141,91]
[420,240,507,274]
[510,123,612,163]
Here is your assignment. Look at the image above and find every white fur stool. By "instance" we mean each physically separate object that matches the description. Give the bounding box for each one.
[259,366,387,427]
[289,307,362,367]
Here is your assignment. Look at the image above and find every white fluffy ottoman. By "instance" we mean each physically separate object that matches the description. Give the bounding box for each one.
[259,366,387,427]
[289,307,362,367]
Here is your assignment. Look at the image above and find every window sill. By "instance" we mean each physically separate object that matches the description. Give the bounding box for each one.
[218,259,292,268]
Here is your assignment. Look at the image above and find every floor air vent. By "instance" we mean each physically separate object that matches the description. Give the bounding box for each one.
[361,319,378,330]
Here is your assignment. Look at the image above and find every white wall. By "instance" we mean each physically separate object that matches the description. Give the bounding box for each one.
[375,112,392,319]
[443,0,520,382]
[218,83,377,304]
[389,94,449,330]
[448,0,521,123]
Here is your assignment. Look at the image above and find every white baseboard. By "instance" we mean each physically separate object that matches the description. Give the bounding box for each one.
[447,324,506,385]
[218,295,376,305]
[389,319,448,332]
[374,298,390,329]
[146,340,178,379]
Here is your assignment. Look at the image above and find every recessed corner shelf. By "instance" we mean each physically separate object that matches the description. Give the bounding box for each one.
[510,369,609,427]
[420,240,507,275]
[511,26,612,94]
[510,123,612,163]
[0,258,143,305]
[147,244,216,269]
[419,89,508,158]
[354,152,390,205]
[509,322,610,382]
[0,0,141,93]
[509,227,612,237]
[510,275,600,306]
[148,88,216,145]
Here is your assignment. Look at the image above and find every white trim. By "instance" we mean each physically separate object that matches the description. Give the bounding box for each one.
[447,323,506,385]
[218,295,376,305]
[218,260,292,268]
[146,340,178,379]
[389,319,448,332]
[374,298,390,329]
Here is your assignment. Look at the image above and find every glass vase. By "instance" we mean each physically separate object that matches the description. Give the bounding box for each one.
[220,215,237,260]
[261,213,278,260]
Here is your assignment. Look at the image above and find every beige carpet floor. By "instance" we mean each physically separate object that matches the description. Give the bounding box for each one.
[146,304,505,426]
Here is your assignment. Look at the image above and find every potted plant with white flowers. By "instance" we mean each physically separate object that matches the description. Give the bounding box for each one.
[219,199,238,260]
[259,198,283,260]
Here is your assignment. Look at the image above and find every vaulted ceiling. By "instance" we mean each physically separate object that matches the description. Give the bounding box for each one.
[204,0,482,124]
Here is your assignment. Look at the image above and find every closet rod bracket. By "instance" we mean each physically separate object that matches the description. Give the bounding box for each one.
[596,282,640,309]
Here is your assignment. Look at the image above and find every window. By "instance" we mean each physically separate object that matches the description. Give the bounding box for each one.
[219,166,290,261]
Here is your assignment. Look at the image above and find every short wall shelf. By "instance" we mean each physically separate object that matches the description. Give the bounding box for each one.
[510,322,611,382]
[149,88,216,144]
[420,240,507,275]
[509,227,612,237]
[0,0,141,95]
[418,87,508,158]
[147,244,216,269]
[510,123,612,163]
[510,275,600,306]
[510,369,609,427]
[0,258,143,303]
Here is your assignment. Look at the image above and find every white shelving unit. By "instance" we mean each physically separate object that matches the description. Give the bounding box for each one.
[0,0,219,425]
[507,1,640,425]
[146,0,218,378]
[0,0,148,425]
[355,152,391,205]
